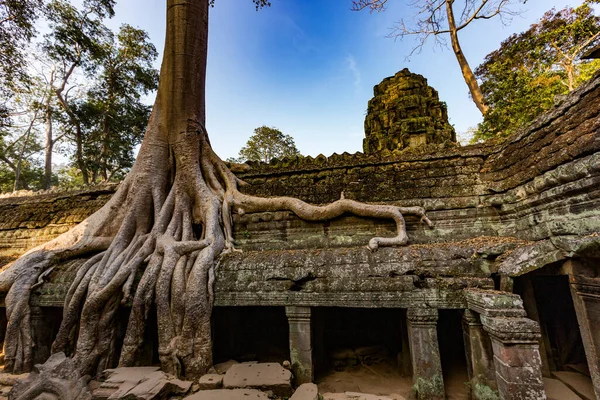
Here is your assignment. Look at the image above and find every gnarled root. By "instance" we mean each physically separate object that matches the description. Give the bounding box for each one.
[2,123,433,386]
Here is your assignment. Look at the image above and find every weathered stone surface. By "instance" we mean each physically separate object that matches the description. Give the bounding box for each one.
[9,352,91,400]
[363,68,456,154]
[93,367,161,399]
[222,363,292,397]
[543,377,582,400]
[92,367,190,400]
[198,374,223,390]
[552,371,595,400]
[322,392,405,400]
[183,389,269,400]
[290,383,318,400]
[0,374,28,387]
[213,361,239,375]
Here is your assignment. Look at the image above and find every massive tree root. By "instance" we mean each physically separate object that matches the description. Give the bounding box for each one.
[0,124,433,382]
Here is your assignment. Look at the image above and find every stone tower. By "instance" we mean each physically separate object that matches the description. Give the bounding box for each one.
[363,68,456,154]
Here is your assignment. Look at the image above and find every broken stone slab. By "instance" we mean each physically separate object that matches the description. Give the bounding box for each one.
[183,389,269,400]
[290,383,318,400]
[322,392,405,400]
[222,363,292,397]
[92,367,191,400]
[93,367,161,400]
[120,370,191,400]
[213,361,239,375]
[198,374,223,390]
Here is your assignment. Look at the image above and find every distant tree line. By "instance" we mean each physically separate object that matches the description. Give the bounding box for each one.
[0,0,158,192]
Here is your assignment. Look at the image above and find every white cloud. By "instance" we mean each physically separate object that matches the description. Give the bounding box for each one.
[345,54,362,92]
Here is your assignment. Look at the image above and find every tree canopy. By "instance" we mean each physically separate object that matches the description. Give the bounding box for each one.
[474,0,600,140]
[0,0,159,191]
[230,125,301,163]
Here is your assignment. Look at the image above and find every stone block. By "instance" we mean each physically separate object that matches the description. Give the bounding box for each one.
[290,383,319,400]
[222,363,293,397]
[120,370,191,400]
[183,389,270,400]
[213,360,239,375]
[198,374,223,390]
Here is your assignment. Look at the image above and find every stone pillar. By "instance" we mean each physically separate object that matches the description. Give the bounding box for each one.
[462,310,498,400]
[569,275,600,399]
[407,308,444,400]
[31,306,52,365]
[481,316,546,400]
[285,306,313,385]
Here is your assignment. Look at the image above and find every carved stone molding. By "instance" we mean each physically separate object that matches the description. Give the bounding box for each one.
[481,316,541,344]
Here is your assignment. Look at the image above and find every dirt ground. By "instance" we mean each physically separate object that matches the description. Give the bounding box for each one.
[316,360,469,400]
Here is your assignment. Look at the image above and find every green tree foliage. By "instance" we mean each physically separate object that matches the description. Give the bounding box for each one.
[0,0,45,127]
[474,1,600,140]
[75,24,158,183]
[231,126,301,163]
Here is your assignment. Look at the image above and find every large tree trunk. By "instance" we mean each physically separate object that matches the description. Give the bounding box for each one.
[2,1,433,395]
[445,0,489,116]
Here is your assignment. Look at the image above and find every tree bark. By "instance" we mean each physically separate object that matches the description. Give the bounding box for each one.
[445,0,489,115]
[44,108,53,189]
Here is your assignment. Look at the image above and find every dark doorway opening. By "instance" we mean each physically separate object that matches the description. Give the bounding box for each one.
[437,309,469,398]
[518,275,587,372]
[313,307,412,396]
[212,306,289,364]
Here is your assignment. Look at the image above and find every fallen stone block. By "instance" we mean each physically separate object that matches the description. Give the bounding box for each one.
[213,360,239,375]
[322,392,402,400]
[184,388,270,400]
[290,383,319,400]
[223,363,292,397]
[198,374,223,390]
[120,370,191,400]
[92,367,191,400]
[93,367,161,400]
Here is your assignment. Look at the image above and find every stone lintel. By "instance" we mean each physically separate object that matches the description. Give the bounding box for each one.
[480,316,541,345]
[465,288,527,318]
[569,275,600,299]
[407,307,438,326]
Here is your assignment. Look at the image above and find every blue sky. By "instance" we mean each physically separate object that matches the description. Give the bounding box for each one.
[105,0,589,160]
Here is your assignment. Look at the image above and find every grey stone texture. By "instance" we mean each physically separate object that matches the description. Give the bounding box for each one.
[406,308,444,400]
[289,383,318,400]
[286,306,313,385]
[222,363,293,397]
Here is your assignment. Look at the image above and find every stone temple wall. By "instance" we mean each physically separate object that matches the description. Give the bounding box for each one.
[0,72,599,400]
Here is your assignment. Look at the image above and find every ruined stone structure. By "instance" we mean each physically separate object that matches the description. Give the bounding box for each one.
[0,73,599,399]
[363,68,456,154]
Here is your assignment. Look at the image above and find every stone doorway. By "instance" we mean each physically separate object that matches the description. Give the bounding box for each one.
[518,275,588,373]
[312,307,412,396]
[437,309,469,400]
[211,306,290,364]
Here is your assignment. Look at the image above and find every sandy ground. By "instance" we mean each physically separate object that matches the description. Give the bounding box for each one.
[316,360,469,400]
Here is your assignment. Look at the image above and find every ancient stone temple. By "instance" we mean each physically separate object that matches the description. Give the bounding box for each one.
[0,73,600,400]
[363,68,456,154]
